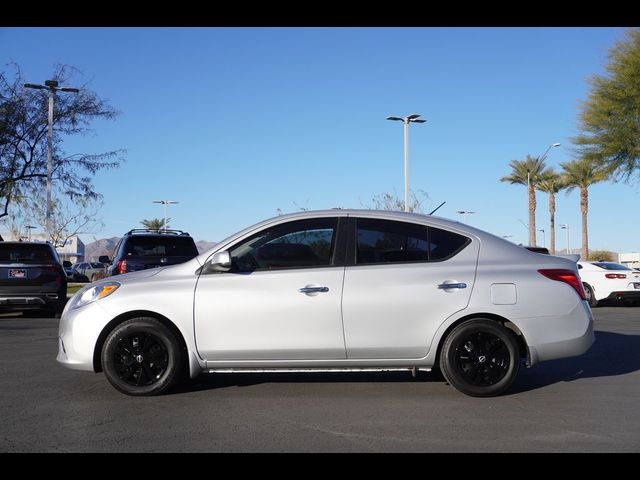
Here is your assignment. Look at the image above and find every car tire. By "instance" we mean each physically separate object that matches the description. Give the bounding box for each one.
[439,319,521,397]
[101,317,183,396]
[583,283,599,308]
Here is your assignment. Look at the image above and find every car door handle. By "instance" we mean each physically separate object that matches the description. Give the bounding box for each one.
[437,282,467,289]
[299,286,330,294]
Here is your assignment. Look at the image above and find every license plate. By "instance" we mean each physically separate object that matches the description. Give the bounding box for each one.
[9,269,26,278]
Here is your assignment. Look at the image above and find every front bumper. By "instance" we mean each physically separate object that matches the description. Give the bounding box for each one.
[56,301,113,372]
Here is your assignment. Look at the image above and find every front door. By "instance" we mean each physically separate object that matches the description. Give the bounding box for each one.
[194,217,347,361]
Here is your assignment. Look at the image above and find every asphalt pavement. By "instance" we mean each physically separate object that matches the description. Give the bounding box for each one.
[1,306,639,452]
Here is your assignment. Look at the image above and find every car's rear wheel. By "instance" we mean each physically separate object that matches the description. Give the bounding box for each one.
[583,283,599,308]
[439,319,520,397]
[102,317,182,396]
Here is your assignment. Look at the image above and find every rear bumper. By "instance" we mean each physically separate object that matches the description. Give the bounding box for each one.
[0,291,66,311]
[515,301,595,366]
[606,290,640,301]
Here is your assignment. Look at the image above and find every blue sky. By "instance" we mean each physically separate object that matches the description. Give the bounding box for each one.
[1,27,638,253]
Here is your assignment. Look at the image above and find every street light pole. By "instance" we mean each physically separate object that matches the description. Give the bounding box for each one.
[560,224,570,254]
[456,210,475,224]
[153,200,179,231]
[539,228,545,248]
[386,114,426,212]
[24,80,79,244]
[25,225,37,242]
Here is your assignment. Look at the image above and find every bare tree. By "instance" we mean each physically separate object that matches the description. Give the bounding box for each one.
[0,63,123,223]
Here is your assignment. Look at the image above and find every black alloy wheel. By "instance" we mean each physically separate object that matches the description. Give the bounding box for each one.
[102,317,183,396]
[440,319,520,397]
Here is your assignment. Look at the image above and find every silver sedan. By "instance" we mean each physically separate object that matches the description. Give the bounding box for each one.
[57,210,594,397]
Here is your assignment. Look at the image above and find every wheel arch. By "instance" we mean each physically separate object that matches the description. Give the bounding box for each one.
[434,312,528,367]
[93,310,191,375]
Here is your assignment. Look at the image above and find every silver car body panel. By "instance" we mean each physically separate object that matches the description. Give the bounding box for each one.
[57,209,594,380]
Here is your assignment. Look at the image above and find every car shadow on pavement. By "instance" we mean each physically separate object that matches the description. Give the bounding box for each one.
[174,330,640,395]
[510,330,640,394]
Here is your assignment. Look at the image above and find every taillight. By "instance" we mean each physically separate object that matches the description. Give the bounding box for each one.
[538,269,587,300]
[41,265,63,284]
[116,260,127,274]
[605,273,627,279]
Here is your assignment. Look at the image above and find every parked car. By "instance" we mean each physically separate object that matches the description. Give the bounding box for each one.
[99,229,199,277]
[63,263,90,283]
[72,262,107,282]
[0,241,67,316]
[58,210,594,397]
[577,261,640,307]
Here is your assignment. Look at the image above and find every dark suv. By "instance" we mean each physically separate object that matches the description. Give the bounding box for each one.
[0,242,67,315]
[100,229,199,276]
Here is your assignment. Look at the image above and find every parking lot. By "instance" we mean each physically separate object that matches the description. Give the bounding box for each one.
[1,306,639,452]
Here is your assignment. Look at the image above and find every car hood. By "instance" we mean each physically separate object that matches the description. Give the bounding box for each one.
[107,267,164,284]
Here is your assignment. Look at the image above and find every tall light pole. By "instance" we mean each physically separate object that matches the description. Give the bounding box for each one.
[24,80,80,244]
[560,224,570,254]
[386,114,426,212]
[24,225,37,242]
[153,200,179,231]
[456,210,475,224]
[527,142,561,246]
[539,228,546,248]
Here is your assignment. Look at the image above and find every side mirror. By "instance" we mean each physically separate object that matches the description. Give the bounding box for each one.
[98,255,111,264]
[203,251,232,274]
[62,260,72,268]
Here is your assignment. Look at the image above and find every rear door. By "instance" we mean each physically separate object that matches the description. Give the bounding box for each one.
[341,217,479,359]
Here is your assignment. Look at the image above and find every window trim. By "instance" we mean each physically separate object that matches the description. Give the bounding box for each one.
[347,217,471,267]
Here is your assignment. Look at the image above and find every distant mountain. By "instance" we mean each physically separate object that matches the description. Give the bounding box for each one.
[84,237,120,261]
[83,237,217,260]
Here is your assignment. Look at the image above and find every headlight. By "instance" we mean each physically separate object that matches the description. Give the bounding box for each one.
[68,282,120,310]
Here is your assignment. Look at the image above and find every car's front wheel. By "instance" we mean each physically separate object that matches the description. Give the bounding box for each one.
[101,317,183,396]
[439,319,521,397]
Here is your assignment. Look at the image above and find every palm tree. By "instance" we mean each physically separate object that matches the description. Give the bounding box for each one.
[536,169,566,255]
[560,158,609,260]
[140,218,169,230]
[500,155,548,246]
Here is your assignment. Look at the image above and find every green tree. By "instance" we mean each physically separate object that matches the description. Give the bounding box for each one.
[561,158,609,260]
[0,63,123,221]
[500,155,548,246]
[588,250,615,262]
[572,28,640,182]
[536,169,566,255]
[140,218,168,230]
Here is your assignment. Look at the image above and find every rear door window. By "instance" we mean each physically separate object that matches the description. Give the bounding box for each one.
[354,218,470,265]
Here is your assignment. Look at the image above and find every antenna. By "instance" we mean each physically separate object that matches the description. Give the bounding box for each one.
[428,201,446,215]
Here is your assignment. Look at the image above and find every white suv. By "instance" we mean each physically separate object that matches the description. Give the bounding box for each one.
[577,261,640,307]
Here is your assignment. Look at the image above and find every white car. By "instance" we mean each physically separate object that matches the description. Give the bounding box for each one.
[577,261,640,307]
[72,262,107,282]
[57,210,594,397]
